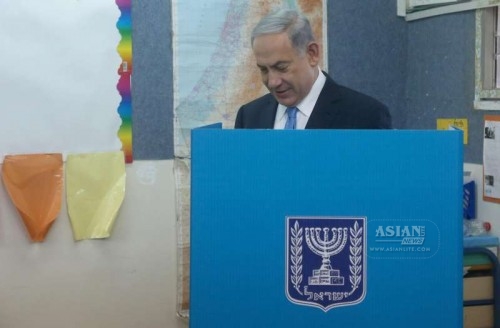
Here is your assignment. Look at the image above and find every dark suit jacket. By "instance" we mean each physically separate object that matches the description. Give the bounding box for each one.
[234,73,392,129]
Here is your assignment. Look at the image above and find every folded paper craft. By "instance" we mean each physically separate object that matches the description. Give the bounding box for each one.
[2,153,63,242]
[65,151,126,241]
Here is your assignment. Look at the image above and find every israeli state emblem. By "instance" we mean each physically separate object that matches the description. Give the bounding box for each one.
[286,216,366,311]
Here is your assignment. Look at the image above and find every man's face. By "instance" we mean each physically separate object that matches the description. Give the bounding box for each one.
[252,32,319,107]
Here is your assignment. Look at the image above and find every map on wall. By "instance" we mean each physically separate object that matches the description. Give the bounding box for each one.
[172,0,327,316]
[0,0,132,163]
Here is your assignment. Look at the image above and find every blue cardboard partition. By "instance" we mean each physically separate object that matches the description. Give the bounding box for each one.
[190,128,463,328]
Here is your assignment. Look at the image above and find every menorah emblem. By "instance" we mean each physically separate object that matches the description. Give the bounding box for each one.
[305,227,348,285]
[286,217,366,311]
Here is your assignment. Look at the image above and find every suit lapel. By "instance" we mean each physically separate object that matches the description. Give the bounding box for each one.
[305,73,342,129]
[260,96,279,129]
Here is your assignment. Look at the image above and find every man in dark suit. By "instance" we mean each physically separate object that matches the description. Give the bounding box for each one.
[234,9,391,130]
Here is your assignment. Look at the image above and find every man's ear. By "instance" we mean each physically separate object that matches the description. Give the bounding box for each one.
[306,42,320,66]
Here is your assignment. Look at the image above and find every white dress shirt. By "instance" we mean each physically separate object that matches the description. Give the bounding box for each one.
[273,70,326,129]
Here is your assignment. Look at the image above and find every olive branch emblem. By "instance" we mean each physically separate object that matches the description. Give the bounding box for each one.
[348,221,363,295]
[289,219,363,298]
[290,220,303,295]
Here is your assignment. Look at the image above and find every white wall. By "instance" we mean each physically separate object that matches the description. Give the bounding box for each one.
[0,160,187,328]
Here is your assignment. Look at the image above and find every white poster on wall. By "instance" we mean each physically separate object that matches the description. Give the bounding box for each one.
[0,0,122,163]
[483,115,500,202]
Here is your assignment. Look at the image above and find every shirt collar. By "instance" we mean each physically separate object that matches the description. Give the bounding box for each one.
[277,69,326,120]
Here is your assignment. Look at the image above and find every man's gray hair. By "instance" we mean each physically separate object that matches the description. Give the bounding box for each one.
[251,9,315,55]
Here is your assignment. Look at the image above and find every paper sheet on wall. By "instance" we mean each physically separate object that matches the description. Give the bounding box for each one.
[66,151,126,241]
[0,0,131,163]
[483,115,500,203]
[2,153,63,242]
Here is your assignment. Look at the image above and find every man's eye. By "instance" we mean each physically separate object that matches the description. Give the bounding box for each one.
[276,66,288,72]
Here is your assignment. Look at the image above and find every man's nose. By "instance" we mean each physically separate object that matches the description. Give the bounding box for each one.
[267,71,281,88]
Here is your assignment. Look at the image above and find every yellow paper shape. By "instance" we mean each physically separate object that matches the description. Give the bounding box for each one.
[66,151,126,241]
[1,153,63,242]
[437,118,468,144]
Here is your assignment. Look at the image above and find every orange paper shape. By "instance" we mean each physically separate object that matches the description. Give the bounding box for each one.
[65,151,126,241]
[2,153,63,242]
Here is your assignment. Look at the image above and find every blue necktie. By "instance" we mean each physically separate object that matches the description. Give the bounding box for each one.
[284,107,298,130]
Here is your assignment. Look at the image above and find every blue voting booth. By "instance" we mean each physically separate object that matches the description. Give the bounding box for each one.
[190,127,463,328]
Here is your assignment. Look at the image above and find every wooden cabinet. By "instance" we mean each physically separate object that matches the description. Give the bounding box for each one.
[463,247,499,328]
[464,276,494,328]
[464,305,494,328]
